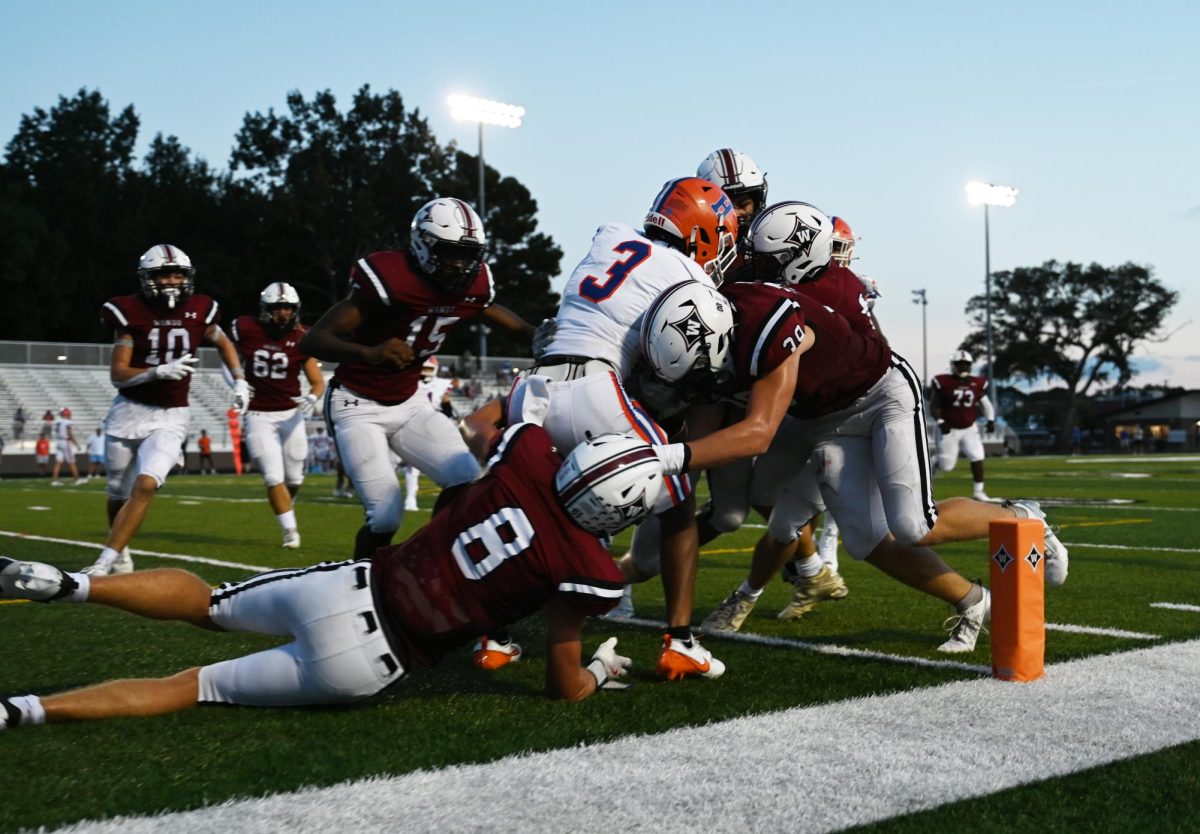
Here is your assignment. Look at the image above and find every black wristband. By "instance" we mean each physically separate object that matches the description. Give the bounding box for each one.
[681,444,692,475]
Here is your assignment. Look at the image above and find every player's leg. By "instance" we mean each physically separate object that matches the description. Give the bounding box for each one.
[403,466,420,511]
[18,668,203,725]
[961,427,989,499]
[870,360,939,548]
[695,456,753,545]
[390,398,479,488]
[332,397,406,556]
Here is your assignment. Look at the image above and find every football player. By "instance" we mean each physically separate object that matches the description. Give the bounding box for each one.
[505,176,738,681]
[696,149,768,244]
[932,351,995,500]
[399,357,453,512]
[231,282,327,548]
[49,407,85,486]
[300,198,534,559]
[85,245,250,576]
[0,427,659,728]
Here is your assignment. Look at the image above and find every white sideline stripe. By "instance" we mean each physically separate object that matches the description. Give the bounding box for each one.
[1046,622,1159,640]
[1066,455,1199,463]
[57,639,1200,834]
[0,530,269,572]
[1065,541,1200,554]
[1152,602,1200,613]
[617,615,991,675]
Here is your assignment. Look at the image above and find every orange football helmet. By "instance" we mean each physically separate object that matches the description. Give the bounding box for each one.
[830,216,855,267]
[644,177,739,285]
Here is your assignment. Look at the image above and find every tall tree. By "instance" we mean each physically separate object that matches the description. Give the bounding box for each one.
[961,260,1180,450]
[230,86,560,352]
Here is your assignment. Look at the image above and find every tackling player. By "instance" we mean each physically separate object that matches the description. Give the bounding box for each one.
[300,198,534,558]
[84,245,249,576]
[0,427,660,728]
[231,282,327,548]
[932,351,995,500]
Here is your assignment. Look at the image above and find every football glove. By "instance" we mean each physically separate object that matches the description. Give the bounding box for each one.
[232,379,252,415]
[937,420,949,434]
[292,393,321,416]
[154,353,199,381]
[986,420,996,434]
[531,318,557,359]
[586,636,632,691]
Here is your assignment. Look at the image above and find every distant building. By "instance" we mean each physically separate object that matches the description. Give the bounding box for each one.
[1100,390,1200,451]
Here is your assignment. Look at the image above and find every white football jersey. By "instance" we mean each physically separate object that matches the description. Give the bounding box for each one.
[52,417,71,441]
[419,376,452,405]
[548,223,713,379]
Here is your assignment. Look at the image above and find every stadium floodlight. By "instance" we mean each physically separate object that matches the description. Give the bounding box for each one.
[911,289,928,392]
[447,94,526,218]
[966,180,1018,398]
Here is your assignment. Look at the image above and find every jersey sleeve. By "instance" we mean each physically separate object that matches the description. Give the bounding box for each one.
[746,290,806,379]
[348,255,393,307]
[555,570,625,617]
[230,316,243,346]
[205,298,221,327]
[100,299,130,332]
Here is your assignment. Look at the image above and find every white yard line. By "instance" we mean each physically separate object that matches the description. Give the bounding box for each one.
[1045,622,1159,640]
[1065,456,1198,464]
[1065,541,1200,554]
[55,639,1200,834]
[1151,602,1200,613]
[0,530,270,572]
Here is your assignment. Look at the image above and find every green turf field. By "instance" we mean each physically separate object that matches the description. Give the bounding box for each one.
[1,454,1198,832]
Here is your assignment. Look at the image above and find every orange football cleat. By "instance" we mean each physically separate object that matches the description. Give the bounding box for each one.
[472,636,522,670]
[656,633,726,681]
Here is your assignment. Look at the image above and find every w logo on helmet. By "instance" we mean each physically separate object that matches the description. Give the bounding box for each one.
[784,215,819,255]
[666,302,715,353]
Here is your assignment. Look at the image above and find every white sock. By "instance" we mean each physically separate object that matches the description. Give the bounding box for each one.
[974,482,987,496]
[737,580,764,601]
[65,572,90,602]
[276,510,297,531]
[95,546,119,569]
[2,695,46,728]
[793,554,825,579]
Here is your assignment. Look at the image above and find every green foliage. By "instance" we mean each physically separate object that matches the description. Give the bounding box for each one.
[0,87,560,351]
[962,260,1179,447]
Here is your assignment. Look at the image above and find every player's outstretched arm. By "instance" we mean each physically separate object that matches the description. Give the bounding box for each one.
[543,596,631,702]
[482,303,535,339]
[460,399,504,461]
[300,291,414,368]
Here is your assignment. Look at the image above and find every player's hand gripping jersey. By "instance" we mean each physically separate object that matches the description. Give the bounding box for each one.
[100,294,220,408]
[231,315,312,412]
[370,424,624,668]
[797,262,884,337]
[932,373,988,429]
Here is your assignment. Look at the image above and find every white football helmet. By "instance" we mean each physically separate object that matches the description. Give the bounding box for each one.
[138,244,195,309]
[259,281,301,330]
[420,355,439,379]
[555,433,664,536]
[747,202,833,286]
[640,281,735,398]
[696,149,768,236]
[951,350,974,377]
[409,198,487,293]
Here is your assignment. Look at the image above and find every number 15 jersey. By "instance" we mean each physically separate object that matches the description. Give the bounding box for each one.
[548,223,713,379]
[370,423,625,670]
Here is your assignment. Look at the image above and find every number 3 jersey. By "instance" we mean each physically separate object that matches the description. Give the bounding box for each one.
[100,293,220,408]
[548,223,713,379]
[370,423,624,669]
[332,251,494,404]
[932,373,987,429]
[230,316,311,411]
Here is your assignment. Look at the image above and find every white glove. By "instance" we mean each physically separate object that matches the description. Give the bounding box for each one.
[858,274,881,301]
[586,636,632,691]
[531,318,557,359]
[292,393,321,416]
[652,443,689,476]
[232,379,251,415]
[154,353,199,381]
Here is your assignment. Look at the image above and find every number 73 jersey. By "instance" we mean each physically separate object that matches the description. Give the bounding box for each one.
[333,250,495,403]
[230,316,311,412]
[100,293,220,408]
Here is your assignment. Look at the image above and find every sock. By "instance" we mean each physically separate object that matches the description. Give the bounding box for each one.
[276,510,297,531]
[95,546,119,569]
[793,554,825,580]
[956,583,985,613]
[974,482,986,495]
[1,695,46,729]
[737,580,764,601]
[668,625,693,645]
[64,572,90,602]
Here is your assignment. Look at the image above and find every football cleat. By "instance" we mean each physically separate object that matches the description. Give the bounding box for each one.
[656,633,726,681]
[938,588,991,654]
[777,564,848,621]
[0,557,78,602]
[700,590,758,634]
[281,529,302,549]
[472,636,522,670]
[1004,500,1068,586]
[110,548,135,575]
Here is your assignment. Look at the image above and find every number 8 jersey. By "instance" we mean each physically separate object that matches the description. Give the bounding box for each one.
[100,293,220,408]
[230,315,310,411]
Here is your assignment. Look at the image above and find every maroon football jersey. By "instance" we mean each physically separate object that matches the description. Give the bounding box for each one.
[933,373,987,429]
[231,315,311,412]
[100,293,220,408]
[801,263,883,338]
[720,282,890,418]
[332,252,493,404]
[371,423,623,669]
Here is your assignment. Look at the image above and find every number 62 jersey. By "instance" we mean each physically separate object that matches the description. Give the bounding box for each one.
[230,315,310,412]
[100,293,220,408]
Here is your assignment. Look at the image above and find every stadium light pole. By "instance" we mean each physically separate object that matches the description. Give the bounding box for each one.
[965,180,1018,398]
[447,94,525,219]
[911,288,928,391]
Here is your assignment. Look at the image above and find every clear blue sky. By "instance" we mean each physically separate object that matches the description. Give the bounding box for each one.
[3,0,1197,387]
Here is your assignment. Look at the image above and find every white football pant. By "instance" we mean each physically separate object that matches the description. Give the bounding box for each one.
[245,407,309,488]
[937,425,986,472]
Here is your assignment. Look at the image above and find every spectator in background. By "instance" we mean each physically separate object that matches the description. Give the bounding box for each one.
[198,430,215,474]
[1071,425,1083,456]
[12,407,26,442]
[50,408,85,487]
[42,411,54,433]
[0,433,6,473]
[1132,424,1145,455]
[1119,428,1131,453]
[86,428,106,479]
[35,432,51,476]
